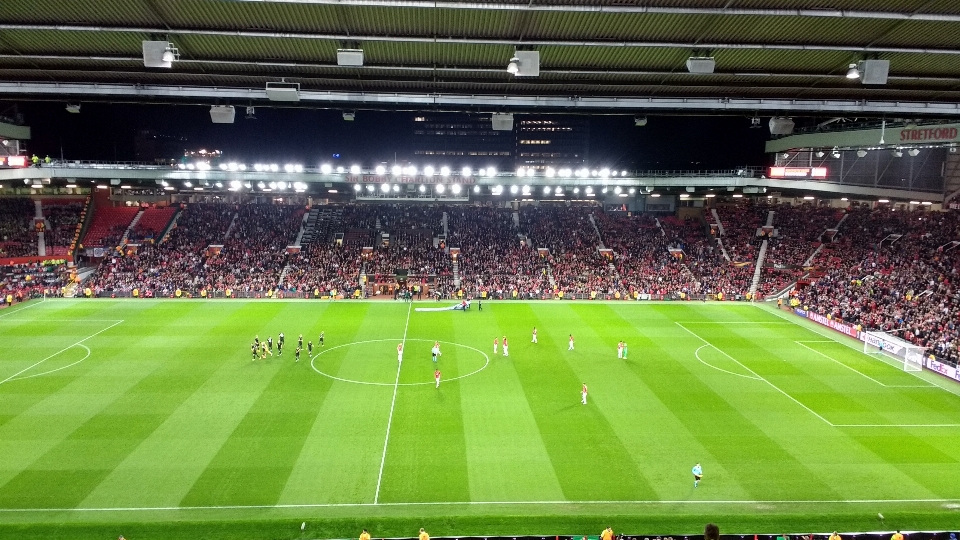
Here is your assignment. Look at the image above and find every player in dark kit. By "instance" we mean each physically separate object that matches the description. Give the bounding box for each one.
[295,346,301,362]
[254,335,260,349]
[277,333,284,356]
[251,343,257,361]
[267,337,274,353]
[298,334,303,349]
[319,332,325,347]
[308,340,313,357]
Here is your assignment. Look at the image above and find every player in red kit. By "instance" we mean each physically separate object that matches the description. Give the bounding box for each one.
[493,337,498,355]
[581,383,588,405]
[568,334,575,350]
[502,336,509,357]
[435,369,441,388]
[397,343,404,363]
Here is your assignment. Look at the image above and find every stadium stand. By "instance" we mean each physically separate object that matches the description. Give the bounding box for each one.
[81,205,139,248]
[41,199,85,256]
[0,197,37,258]
[127,206,177,243]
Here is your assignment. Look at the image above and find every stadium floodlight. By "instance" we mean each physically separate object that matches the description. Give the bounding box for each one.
[269,182,277,189]
[629,188,636,194]
[910,201,921,205]
[405,166,418,176]
[238,164,246,171]
[392,164,402,176]
[494,185,504,194]
[507,50,540,77]
[573,187,580,194]
[908,148,920,157]
[559,168,572,177]
[803,195,815,200]
[440,166,451,177]
[555,186,563,194]
[375,165,386,175]
[892,149,903,158]
[351,165,361,175]
[591,169,598,177]
[294,164,303,173]
[462,167,472,177]
[614,186,622,194]
[486,167,497,177]
[846,63,860,79]
[451,184,461,194]
[516,167,526,177]
[424,166,435,177]
[679,193,689,198]
[510,185,519,194]
[507,57,520,75]
[393,184,399,192]
[284,164,294,173]
[600,168,610,178]
[544,186,551,194]
[227,162,239,171]
[580,168,590,177]
[921,201,932,205]
[366,184,375,192]
[621,171,628,177]
[522,185,531,195]
[878,198,890,203]
[418,184,426,192]
[546,167,556,177]
[473,186,480,193]
[253,164,262,171]
[257,182,265,189]
[856,149,868,158]
[436,184,445,193]
[831,149,841,159]
[601,187,608,194]
[816,150,825,158]
[585,186,593,194]
[244,182,252,189]
[705,193,716,198]
[270,164,279,172]
[611,171,618,177]
[337,166,345,173]
[219,164,228,170]
[840,197,848,201]
[381,183,390,192]
[478,168,486,176]
[321,164,333,174]
[650,193,661,198]
[184,181,193,188]
[354,184,361,191]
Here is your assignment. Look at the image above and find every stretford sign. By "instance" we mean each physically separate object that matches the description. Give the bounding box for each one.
[900,126,959,142]
[769,167,828,179]
[354,175,476,185]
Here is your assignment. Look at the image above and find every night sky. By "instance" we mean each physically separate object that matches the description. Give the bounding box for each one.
[11,101,770,171]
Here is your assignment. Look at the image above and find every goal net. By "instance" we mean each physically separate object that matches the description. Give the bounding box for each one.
[862,330,925,372]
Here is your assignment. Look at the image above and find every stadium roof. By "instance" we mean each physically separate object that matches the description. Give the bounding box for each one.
[2,0,960,115]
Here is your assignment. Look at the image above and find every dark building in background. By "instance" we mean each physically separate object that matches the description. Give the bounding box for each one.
[134,129,188,163]
[409,113,591,170]
[409,113,513,168]
[515,116,590,171]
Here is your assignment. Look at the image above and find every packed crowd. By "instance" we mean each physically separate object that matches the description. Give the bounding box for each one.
[0,261,70,304]
[42,200,85,254]
[797,206,960,364]
[0,198,37,257]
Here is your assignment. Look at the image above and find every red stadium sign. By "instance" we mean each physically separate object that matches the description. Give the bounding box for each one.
[899,126,959,142]
[0,155,27,167]
[769,167,828,179]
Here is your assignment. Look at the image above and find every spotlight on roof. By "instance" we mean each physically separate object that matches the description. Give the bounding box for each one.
[321,163,332,174]
[506,50,540,77]
[856,149,868,158]
[846,63,861,79]
[65,103,81,114]
[686,55,716,74]
[462,167,472,177]
[510,185,518,194]
[423,166,435,177]
[350,165,361,175]
[440,166,451,177]
[342,111,356,121]
[142,40,178,68]
[375,165,386,175]
[451,184,461,194]
[892,149,903,158]
[435,184,445,193]
[816,150,825,158]
[392,165,402,176]
[908,148,920,157]
[545,167,556,178]
[266,81,300,102]
[831,148,841,159]
[245,106,256,120]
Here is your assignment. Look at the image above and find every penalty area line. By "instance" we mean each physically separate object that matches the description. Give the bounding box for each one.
[0,320,122,387]
[1,498,959,513]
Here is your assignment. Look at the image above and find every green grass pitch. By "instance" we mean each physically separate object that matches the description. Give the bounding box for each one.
[1,299,959,540]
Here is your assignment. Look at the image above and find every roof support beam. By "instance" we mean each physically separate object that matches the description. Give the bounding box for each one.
[1,81,959,116]
[2,53,958,83]
[3,24,960,56]
[211,0,960,23]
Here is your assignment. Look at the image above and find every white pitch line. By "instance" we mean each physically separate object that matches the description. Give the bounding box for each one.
[833,423,960,428]
[0,498,958,513]
[0,297,44,319]
[676,322,835,426]
[795,341,935,389]
[0,320,122,387]
[4,344,91,382]
[374,301,412,504]
[694,344,762,381]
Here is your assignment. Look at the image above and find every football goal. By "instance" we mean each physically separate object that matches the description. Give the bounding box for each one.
[862,330,926,372]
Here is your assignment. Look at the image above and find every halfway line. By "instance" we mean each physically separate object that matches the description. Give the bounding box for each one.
[374,301,412,504]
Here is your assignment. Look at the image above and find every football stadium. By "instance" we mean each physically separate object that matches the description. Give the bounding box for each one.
[2,1,960,540]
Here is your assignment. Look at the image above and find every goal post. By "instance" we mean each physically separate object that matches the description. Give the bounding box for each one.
[862,330,926,372]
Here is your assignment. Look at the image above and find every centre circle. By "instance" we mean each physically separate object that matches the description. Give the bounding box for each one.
[310,338,489,386]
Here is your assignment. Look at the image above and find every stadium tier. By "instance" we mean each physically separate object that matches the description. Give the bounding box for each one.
[79,205,140,248]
